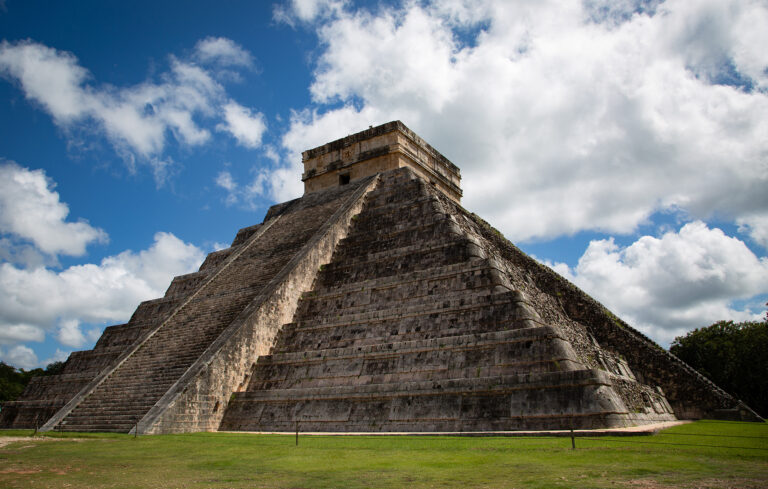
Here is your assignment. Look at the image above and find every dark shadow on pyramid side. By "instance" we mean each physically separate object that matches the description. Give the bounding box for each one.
[2,121,761,433]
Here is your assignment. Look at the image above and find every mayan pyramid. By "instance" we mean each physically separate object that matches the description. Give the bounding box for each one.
[1,121,760,433]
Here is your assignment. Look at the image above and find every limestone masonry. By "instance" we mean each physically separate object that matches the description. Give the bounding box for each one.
[1,121,761,433]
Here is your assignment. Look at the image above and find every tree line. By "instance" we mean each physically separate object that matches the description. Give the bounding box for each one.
[670,313,768,418]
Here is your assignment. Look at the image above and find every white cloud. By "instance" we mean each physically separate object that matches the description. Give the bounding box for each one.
[56,319,101,349]
[0,39,265,184]
[57,319,87,348]
[0,162,107,259]
[212,242,229,252]
[0,345,39,370]
[215,169,268,209]
[737,213,768,250]
[216,170,238,206]
[271,0,768,245]
[217,101,267,148]
[216,170,237,191]
[41,348,71,367]
[0,324,45,346]
[0,345,71,370]
[194,37,254,67]
[0,40,89,123]
[274,0,348,25]
[0,232,205,347]
[553,221,768,346]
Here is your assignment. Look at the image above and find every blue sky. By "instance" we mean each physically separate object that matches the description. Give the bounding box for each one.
[1,0,766,369]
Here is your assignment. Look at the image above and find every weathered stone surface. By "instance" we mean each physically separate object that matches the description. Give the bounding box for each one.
[219,168,680,431]
[3,120,759,433]
[302,121,462,203]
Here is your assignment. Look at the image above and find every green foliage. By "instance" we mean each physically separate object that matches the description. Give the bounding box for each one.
[671,319,768,417]
[0,361,65,403]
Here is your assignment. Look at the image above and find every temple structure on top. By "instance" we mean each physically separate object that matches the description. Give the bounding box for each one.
[302,121,462,203]
[1,121,760,434]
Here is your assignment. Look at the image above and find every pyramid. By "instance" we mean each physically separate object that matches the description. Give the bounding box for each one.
[1,121,760,433]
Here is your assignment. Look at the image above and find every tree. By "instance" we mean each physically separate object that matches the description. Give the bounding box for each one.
[0,361,67,403]
[670,320,768,418]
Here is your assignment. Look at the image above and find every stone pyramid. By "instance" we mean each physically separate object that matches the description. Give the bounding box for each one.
[1,121,759,433]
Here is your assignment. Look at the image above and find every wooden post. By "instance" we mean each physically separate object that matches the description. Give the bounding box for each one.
[295,421,299,446]
[570,422,576,450]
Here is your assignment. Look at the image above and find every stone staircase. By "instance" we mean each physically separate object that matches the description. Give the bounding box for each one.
[47,180,371,432]
[0,272,195,428]
[220,169,649,432]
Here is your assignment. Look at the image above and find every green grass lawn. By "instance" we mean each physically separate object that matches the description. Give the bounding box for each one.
[1,421,766,488]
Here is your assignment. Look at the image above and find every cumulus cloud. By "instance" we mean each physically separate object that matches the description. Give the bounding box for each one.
[0,345,39,370]
[217,101,267,148]
[274,0,349,25]
[0,232,205,348]
[551,222,768,346]
[0,324,44,346]
[0,162,205,366]
[737,213,768,250]
[0,38,265,184]
[194,36,254,67]
[56,319,101,348]
[0,162,107,260]
[56,319,87,348]
[215,169,268,209]
[0,40,89,123]
[216,170,237,192]
[270,0,768,245]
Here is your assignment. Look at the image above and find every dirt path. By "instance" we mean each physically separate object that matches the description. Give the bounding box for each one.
[0,436,86,449]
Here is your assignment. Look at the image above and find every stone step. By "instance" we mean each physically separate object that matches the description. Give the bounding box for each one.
[298,278,510,319]
[91,379,184,393]
[92,378,183,391]
[341,205,449,239]
[263,326,566,365]
[275,314,542,353]
[330,220,462,266]
[294,290,536,329]
[65,411,151,421]
[252,328,582,390]
[164,269,212,298]
[128,297,182,325]
[352,194,440,226]
[198,247,238,272]
[112,353,200,365]
[302,258,490,300]
[318,240,474,286]
[282,313,540,354]
[76,402,162,414]
[72,401,162,413]
[75,392,168,405]
[229,223,263,247]
[361,179,430,210]
[231,368,611,403]
[219,368,628,432]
